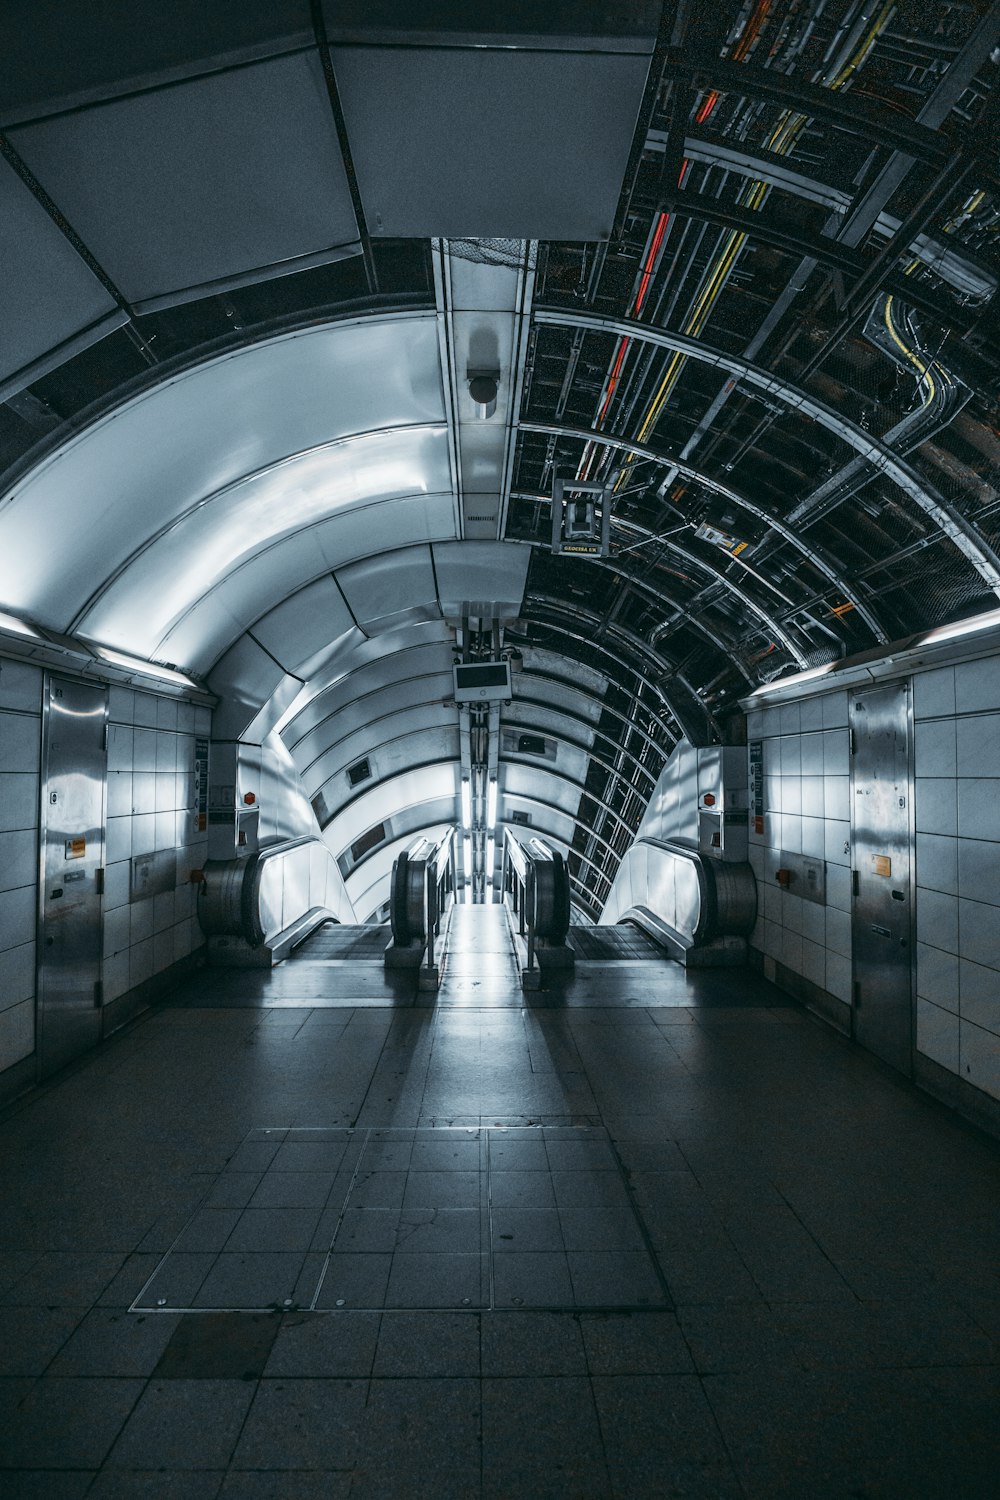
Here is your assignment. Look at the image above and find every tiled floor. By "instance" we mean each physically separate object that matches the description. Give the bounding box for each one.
[1,915,999,1497]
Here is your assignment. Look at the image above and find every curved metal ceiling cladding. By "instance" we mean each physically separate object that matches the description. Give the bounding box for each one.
[0,314,448,641]
[1,3,999,918]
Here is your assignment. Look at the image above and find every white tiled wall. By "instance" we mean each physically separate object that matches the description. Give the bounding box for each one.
[0,659,41,1073]
[103,686,211,1005]
[913,660,1000,1104]
[746,689,853,1008]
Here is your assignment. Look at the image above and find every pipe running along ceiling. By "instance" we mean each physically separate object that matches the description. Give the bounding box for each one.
[1,0,999,918]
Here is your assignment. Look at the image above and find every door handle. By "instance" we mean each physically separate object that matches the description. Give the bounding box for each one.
[891,890,905,902]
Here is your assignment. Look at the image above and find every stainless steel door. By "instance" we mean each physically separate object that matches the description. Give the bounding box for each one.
[37,676,108,1076]
[850,682,913,1075]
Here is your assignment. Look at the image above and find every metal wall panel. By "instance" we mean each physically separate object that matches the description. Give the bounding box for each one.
[37,676,107,1077]
[251,576,355,675]
[0,314,445,633]
[282,639,454,747]
[850,683,914,1074]
[432,541,530,620]
[336,546,440,635]
[301,703,458,789]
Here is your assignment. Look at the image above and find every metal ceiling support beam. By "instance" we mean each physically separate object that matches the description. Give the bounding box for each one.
[510,694,662,788]
[530,315,1000,598]
[308,0,379,295]
[519,423,867,653]
[660,59,951,165]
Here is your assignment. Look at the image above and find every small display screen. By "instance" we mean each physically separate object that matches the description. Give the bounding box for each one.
[455,664,509,689]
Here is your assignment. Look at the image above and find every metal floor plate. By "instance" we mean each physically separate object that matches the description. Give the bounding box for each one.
[133,1126,668,1314]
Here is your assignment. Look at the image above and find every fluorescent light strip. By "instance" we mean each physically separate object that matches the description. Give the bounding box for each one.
[919,607,1000,647]
[487,779,498,830]
[0,609,43,640]
[95,646,198,689]
[461,780,472,830]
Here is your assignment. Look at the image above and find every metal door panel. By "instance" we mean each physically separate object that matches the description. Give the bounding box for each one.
[38,676,107,1076]
[850,683,913,1074]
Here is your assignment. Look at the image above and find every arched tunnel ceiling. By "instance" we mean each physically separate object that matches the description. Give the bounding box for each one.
[2,0,1000,918]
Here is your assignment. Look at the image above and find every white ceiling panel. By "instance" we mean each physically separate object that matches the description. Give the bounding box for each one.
[326,763,458,857]
[0,314,444,629]
[0,159,121,393]
[249,576,355,675]
[336,545,441,635]
[9,53,358,305]
[433,541,529,620]
[282,636,455,747]
[295,696,456,782]
[72,428,451,661]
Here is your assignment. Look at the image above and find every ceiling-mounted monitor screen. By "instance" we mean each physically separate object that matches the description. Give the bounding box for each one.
[453,660,512,702]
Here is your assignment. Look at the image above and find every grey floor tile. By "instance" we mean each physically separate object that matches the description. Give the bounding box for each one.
[487,1138,548,1171]
[483,1376,610,1499]
[0,1253,126,1308]
[581,1310,694,1373]
[550,1170,633,1212]
[395,1209,482,1254]
[489,1171,556,1210]
[385,1251,484,1308]
[332,1209,400,1253]
[351,1378,481,1499]
[408,1138,481,1171]
[173,1210,242,1254]
[225,1210,321,1254]
[0,1306,85,1375]
[248,1173,336,1209]
[593,1373,739,1499]
[219,1474,351,1500]
[314,1253,392,1309]
[567,1250,666,1307]
[345,1172,407,1212]
[0,1475,96,1499]
[558,1208,646,1253]
[0,1378,144,1469]
[154,1313,280,1379]
[481,1311,587,1375]
[269,1143,348,1173]
[493,1253,574,1309]
[232,1378,366,1469]
[86,1474,225,1499]
[373,1310,479,1376]
[401,1171,482,1211]
[193,1253,306,1309]
[107,1379,254,1470]
[49,1308,180,1376]
[264,1311,380,1376]
[677,1301,795,1373]
[135,1254,216,1310]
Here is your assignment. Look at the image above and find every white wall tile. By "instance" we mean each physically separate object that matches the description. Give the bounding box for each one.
[916,998,959,1072]
[748,844,765,879]
[129,937,154,987]
[800,816,825,860]
[155,811,176,850]
[106,817,132,865]
[823,728,849,775]
[781,928,803,972]
[957,779,1000,842]
[763,882,783,924]
[155,697,178,730]
[802,938,825,988]
[955,656,1000,716]
[960,897,1000,970]
[959,958,1000,1033]
[798,697,824,732]
[822,692,848,729]
[916,889,958,954]
[957,714,1000,778]
[102,905,131,959]
[107,685,135,724]
[912,665,955,720]
[780,777,801,815]
[915,720,957,777]
[916,941,959,1012]
[0,997,33,1067]
[960,1020,1000,1101]
[152,890,175,933]
[133,728,158,772]
[779,813,801,855]
[800,776,824,819]
[0,712,40,773]
[781,892,803,935]
[826,949,851,1002]
[779,702,800,735]
[152,927,175,973]
[177,702,195,734]
[134,693,158,727]
[824,820,851,867]
[131,771,156,815]
[194,707,212,734]
[0,773,38,832]
[780,737,800,776]
[106,724,133,772]
[915,833,958,896]
[0,829,36,893]
[824,777,849,822]
[826,905,852,958]
[0,659,42,713]
[826,863,852,913]
[103,951,130,1003]
[800,734,824,776]
[0,883,34,953]
[106,771,132,819]
[0,940,34,1008]
[762,739,780,776]
[915,779,957,836]
[154,774,176,814]
[156,732,178,772]
[132,813,156,858]
[800,901,825,946]
[130,900,154,944]
[958,839,998,900]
